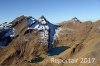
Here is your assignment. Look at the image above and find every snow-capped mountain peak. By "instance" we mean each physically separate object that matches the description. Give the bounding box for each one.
[38,16,47,24]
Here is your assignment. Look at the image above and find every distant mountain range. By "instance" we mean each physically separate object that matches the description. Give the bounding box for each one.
[0,15,100,66]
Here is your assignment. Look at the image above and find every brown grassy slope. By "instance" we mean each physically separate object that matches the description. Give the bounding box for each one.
[35,21,100,66]
[57,21,93,46]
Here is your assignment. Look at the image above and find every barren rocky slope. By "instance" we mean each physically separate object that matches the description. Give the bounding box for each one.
[0,16,100,66]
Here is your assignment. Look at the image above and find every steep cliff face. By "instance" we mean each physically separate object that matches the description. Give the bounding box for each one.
[0,16,100,66]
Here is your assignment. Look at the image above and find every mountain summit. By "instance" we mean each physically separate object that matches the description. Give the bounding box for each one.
[71,17,81,23]
[39,16,46,20]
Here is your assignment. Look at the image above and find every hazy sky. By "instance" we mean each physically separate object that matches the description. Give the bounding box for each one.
[0,0,100,23]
